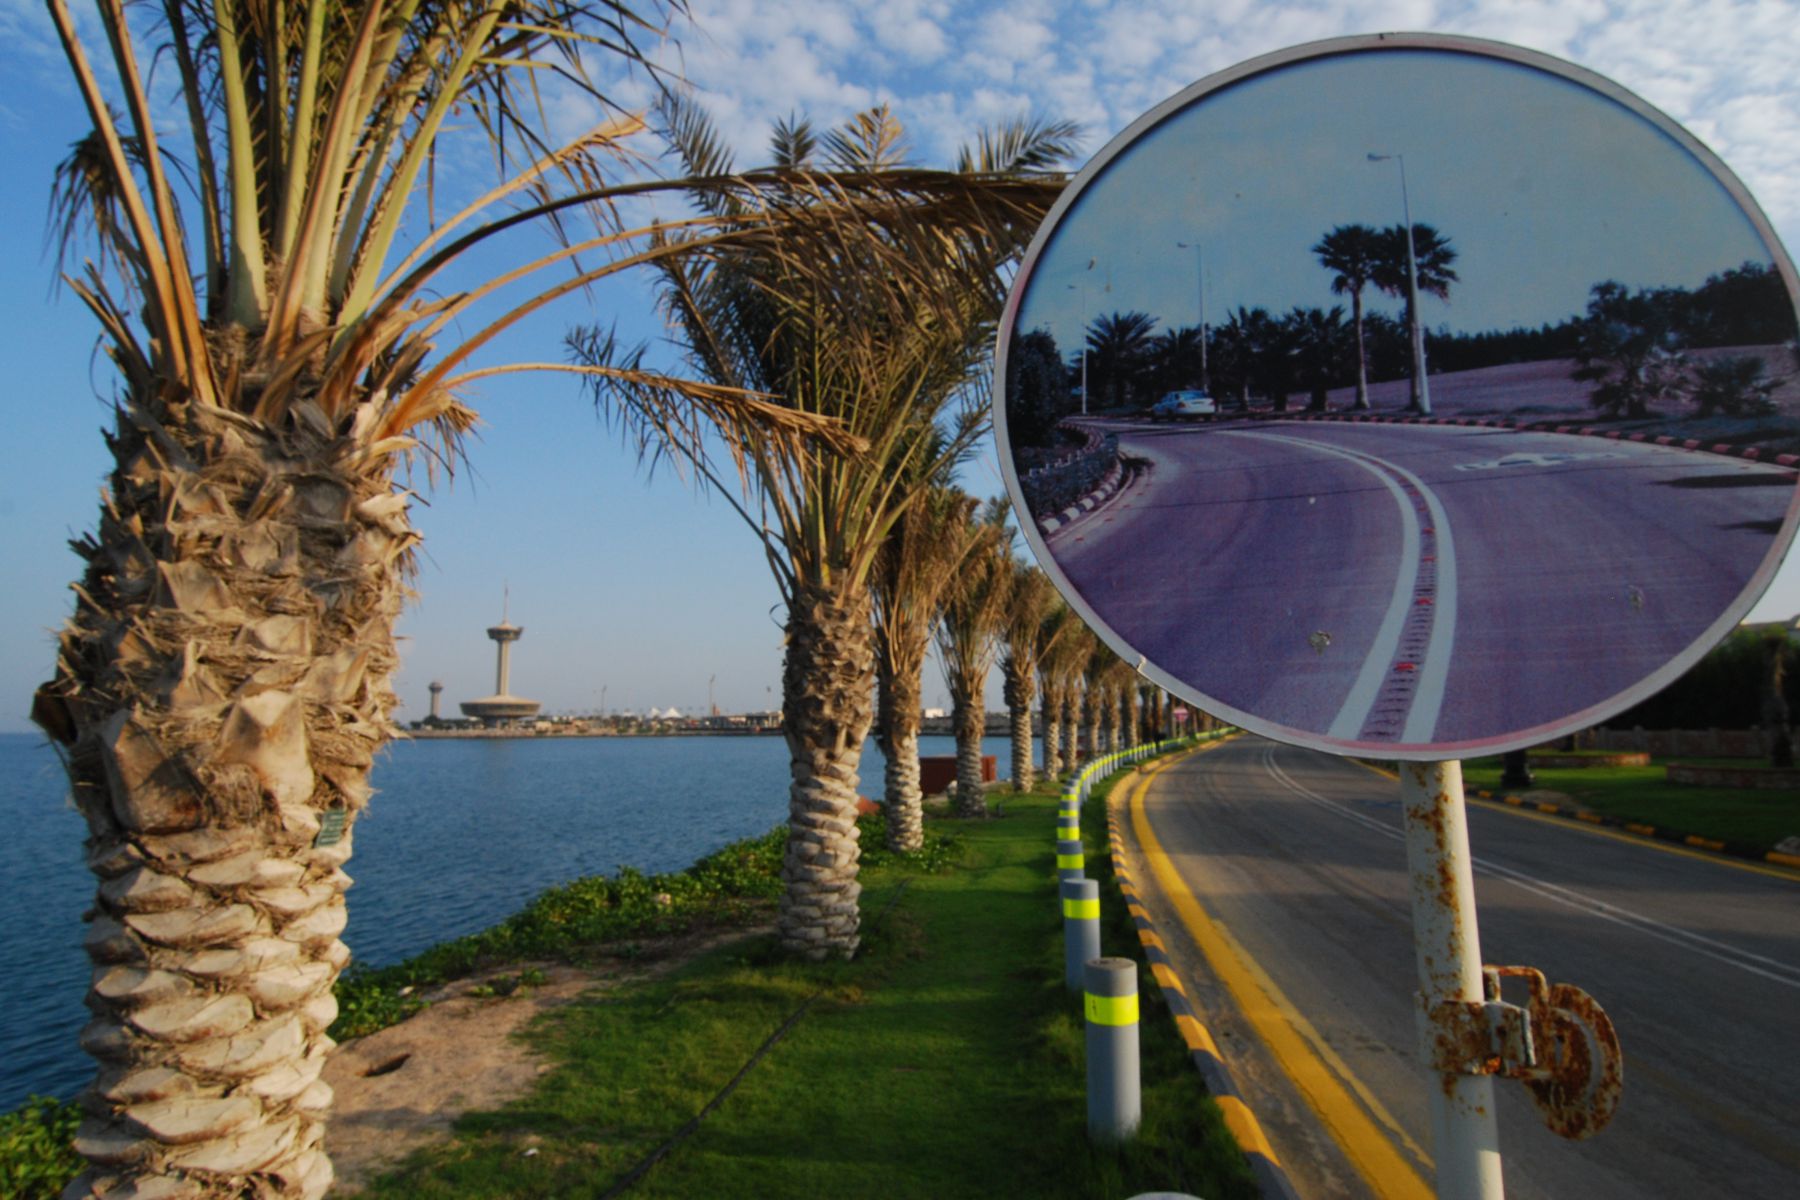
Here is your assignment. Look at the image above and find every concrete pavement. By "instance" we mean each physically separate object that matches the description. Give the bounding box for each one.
[1117,735,1800,1200]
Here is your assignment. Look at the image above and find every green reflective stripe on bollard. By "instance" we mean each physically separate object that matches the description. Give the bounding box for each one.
[1063,897,1101,919]
[1085,991,1139,1026]
[1057,853,1084,869]
[1056,825,1080,840]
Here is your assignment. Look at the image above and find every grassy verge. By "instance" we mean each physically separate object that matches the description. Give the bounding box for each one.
[359,771,1257,1199]
[332,817,959,1039]
[330,827,793,1038]
[1462,757,1800,853]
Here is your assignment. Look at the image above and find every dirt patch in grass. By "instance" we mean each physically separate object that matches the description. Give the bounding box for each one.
[324,925,772,1193]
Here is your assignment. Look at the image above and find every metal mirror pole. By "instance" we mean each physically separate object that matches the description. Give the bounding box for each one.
[1399,760,1504,1199]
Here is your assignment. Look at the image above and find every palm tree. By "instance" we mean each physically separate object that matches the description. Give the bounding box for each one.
[580,103,1073,957]
[1036,604,1080,778]
[1117,665,1141,749]
[1149,324,1208,396]
[1373,223,1459,409]
[1101,658,1135,752]
[1374,222,1460,306]
[1082,641,1117,759]
[872,486,980,851]
[1287,305,1352,411]
[1215,306,1287,410]
[30,4,879,1194]
[1313,224,1382,409]
[935,502,1014,817]
[1144,683,1167,742]
[1571,281,1691,418]
[1000,561,1061,792]
[1058,620,1097,772]
[1085,310,1160,409]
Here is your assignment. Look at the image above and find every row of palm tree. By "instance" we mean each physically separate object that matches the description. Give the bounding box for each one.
[866,474,1191,857]
[1007,221,1457,441]
[1012,303,1397,430]
[34,2,1076,1193]
[577,101,1076,963]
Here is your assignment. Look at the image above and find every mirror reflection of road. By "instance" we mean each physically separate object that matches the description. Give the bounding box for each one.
[1128,736,1800,1200]
[1047,419,1797,750]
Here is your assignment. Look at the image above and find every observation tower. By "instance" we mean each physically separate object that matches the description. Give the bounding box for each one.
[460,596,541,726]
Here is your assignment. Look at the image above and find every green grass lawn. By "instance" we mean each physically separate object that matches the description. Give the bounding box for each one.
[1462,758,1800,853]
[360,775,1257,1200]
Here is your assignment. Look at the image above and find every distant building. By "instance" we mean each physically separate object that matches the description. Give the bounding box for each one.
[460,603,542,726]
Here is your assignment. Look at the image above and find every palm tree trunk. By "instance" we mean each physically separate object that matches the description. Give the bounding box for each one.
[1003,657,1035,792]
[779,582,874,960]
[1063,689,1081,771]
[1107,689,1123,753]
[1124,686,1140,748]
[1352,288,1370,410]
[34,400,412,1200]
[875,659,925,852]
[1041,684,1063,778]
[1085,688,1104,759]
[950,683,986,818]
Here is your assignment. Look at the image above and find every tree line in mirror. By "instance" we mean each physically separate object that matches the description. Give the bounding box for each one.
[1006,232,1793,442]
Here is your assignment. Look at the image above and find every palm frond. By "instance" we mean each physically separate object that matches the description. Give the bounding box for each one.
[769,113,816,170]
[955,116,1081,175]
[576,154,1063,598]
[822,105,909,172]
[49,0,700,477]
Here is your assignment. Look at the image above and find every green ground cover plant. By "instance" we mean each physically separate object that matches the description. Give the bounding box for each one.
[0,1096,82,1200]
[356,767,1257,1199]
[1463,758,1800,853]
[5,760,1253,1198]
[330,828,792,1039]
[332,816,960,1040]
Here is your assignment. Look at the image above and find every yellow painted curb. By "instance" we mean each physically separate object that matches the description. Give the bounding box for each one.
[1127,764,1435,1200]
[1217,1096,1281,1163]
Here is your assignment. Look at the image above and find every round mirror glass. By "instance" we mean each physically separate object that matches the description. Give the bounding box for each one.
[996,35,1800,759]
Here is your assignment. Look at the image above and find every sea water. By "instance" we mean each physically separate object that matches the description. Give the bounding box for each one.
[0,730,1020,1109]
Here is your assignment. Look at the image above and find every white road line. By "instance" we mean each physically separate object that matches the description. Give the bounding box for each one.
[1384,455,1458,744]
[1218,430,1424,741]
[1257,746,1800,989]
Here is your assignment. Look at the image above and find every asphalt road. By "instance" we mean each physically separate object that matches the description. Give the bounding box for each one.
[1045,420,1798,753]
[1129,736,1800,1200]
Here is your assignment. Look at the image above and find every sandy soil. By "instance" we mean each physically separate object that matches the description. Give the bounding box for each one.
[322,926,773,1193]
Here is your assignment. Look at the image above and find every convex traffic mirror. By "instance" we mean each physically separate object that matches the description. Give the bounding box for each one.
[996,34,1800,759]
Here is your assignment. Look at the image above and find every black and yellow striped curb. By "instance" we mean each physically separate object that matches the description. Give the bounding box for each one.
[1103,795,1301,1200]
[1471,789,1800,872]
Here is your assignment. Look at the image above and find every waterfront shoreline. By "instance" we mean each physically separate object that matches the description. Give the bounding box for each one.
[403,726,785,739]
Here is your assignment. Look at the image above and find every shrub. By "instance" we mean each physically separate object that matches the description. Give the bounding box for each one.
[0,1095,82,1200]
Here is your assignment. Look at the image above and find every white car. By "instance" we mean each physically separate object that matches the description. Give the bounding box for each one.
[1151,390,1217,417]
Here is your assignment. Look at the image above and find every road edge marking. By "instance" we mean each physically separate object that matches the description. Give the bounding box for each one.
[1123,758,1436,1200]
[1102,750,1301,1200]
[1349,758,1800,883]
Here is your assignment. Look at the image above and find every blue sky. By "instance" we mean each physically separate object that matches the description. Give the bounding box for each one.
[1017,47,1777,348]
[4,2,1800,733]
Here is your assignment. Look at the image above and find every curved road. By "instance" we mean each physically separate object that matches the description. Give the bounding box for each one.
[1046,420,1798,752]
[1126,736,1800,1199]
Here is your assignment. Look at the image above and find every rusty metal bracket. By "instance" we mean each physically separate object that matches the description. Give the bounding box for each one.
[1419,995,1534,1076]
[1483,965,1625,1140]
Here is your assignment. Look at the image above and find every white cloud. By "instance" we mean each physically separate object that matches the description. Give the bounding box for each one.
[566,0,1800,248]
